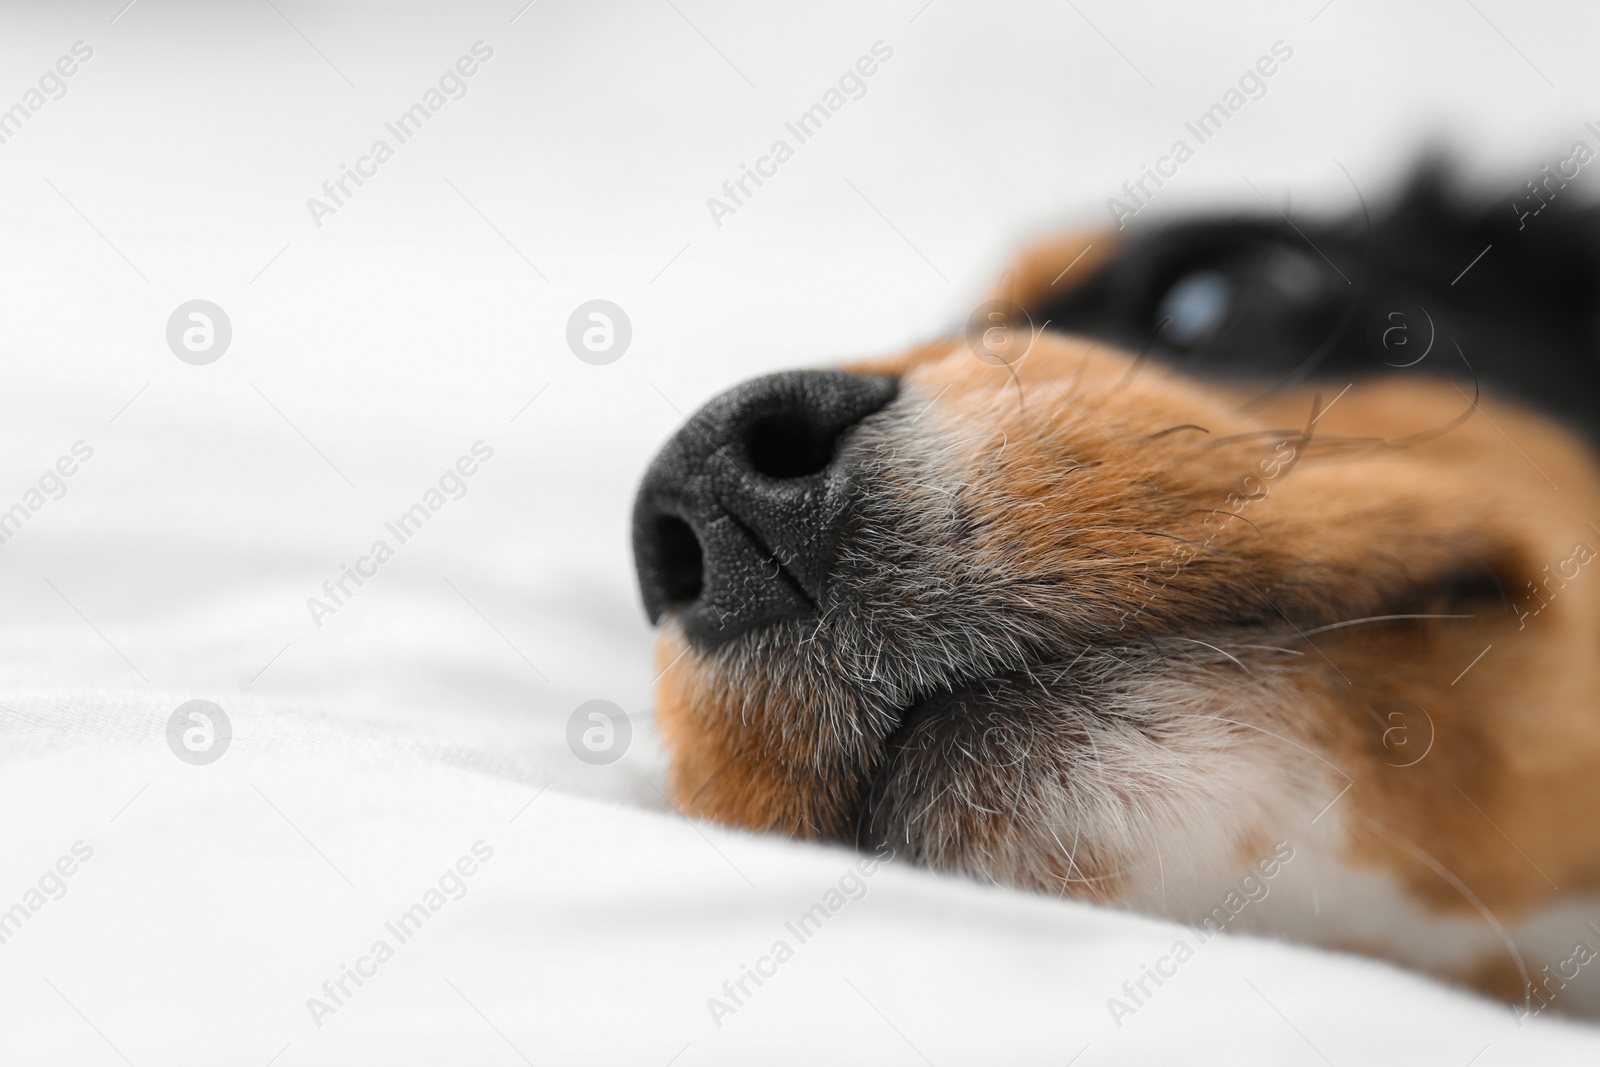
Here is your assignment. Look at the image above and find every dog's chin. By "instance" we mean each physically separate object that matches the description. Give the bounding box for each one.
[652,598,1333,902]
[851,670,1098,858]
[837,643,1303,896]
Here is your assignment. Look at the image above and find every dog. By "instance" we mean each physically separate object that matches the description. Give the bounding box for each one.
[631,161,1600,1016]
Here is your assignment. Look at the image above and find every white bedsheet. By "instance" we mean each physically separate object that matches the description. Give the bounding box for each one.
[5,693,1600,1066]
[2,0,1599,1061]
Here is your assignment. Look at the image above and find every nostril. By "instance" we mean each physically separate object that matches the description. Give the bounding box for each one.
[632,370,897,644]
[651,515,705,605]
[743,411,838,479]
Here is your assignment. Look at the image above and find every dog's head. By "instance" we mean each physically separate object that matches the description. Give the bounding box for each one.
[632,165,1600,986]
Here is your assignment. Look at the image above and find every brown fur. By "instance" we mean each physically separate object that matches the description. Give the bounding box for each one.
[652,228,1600,1002]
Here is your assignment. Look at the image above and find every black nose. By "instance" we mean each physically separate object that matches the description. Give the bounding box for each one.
[632,370,897,648]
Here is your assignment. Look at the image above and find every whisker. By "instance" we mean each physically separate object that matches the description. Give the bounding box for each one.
[1383,344,1480,450]
[1206,427,1302,446]
[1002,347,1029,414]
[1188,508,1266,541]
[1143,423,1211,441]
[1172,637,1252,675]
[1292,613,1475,639]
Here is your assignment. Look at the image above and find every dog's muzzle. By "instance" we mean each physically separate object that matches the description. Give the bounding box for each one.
[631,369,897,648]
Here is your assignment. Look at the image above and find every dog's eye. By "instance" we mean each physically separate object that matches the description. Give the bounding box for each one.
[1151,246,1335,352]
[1156,270,1233,347]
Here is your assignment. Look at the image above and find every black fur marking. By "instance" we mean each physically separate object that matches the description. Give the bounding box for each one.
[1033,161,1600,441]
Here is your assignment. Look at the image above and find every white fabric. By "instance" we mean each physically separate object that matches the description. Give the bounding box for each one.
[3,0,1599,1061]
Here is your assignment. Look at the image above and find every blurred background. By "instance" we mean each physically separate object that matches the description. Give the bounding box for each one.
[3,2,1600,1062]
